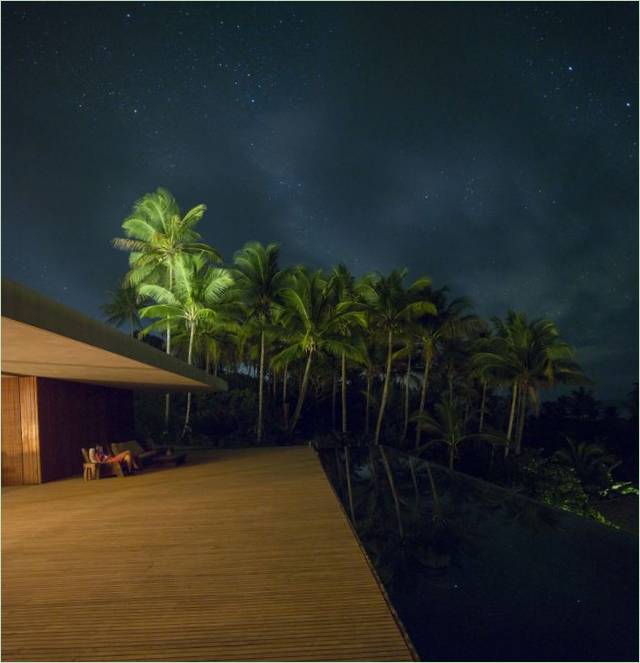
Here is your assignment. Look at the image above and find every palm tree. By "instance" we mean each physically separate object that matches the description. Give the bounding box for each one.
[474,311,587,455]
[393,326,420,442]
[328,264,367,435]
[231,242,287,443]
[358,337,381,436]
[414,288,479,449]
[113,188,221,431]
[173,315,241,376]
[361,269,435,445]
[100,284,141,336]
[272,268,366,434]
[415,397,505,469]
[138,255,234,436]
[469,327,496,434]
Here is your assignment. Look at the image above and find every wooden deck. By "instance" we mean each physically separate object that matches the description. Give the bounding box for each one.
[2,446,415,661]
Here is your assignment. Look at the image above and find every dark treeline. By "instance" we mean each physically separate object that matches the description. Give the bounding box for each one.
[103,188,638,524]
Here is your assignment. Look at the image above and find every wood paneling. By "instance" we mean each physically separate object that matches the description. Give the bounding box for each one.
[1,377,23,485]
[1,447,415,661]
[36,379,134,483]
[18,376,41,485]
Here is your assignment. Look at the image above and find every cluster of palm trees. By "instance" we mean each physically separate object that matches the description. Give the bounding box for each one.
[105,188,587,463]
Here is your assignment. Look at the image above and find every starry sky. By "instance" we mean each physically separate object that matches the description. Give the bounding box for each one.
[2,2,638,401]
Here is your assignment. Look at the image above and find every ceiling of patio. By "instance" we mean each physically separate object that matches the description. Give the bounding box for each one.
[1,279,227,392]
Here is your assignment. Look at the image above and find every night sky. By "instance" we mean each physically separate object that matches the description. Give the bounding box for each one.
[2,2,638,401]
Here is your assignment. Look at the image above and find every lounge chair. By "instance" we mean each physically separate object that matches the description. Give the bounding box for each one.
[110,440,159,467]
[81,448,124,480]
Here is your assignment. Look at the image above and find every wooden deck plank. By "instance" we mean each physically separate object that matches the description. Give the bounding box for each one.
[2,446,414,661]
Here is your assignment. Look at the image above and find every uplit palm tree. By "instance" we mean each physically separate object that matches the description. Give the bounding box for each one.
[231,242,288,443]
[272,268,366,433]
[393,324,421,442]
[414,288,479,448]
[100,284,141,337]
[139,255,234,436]
[113,188,222,430]
[361,269,436,445]
[357,336,382,436]
[474,311,587,455]
[328,264,367,434]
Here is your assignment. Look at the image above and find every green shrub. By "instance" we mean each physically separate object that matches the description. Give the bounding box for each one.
[516,450,607,521]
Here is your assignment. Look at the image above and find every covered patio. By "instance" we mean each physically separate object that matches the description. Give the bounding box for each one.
[2,446,415,661]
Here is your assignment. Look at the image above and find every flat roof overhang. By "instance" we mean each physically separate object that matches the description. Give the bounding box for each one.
[1,279,227,392]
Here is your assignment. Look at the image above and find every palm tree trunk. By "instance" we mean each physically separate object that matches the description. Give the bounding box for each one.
[331,370,337,431]
[289,349,314,433]
[403,351,412,440]
[449,443,455,470]
[341,352,348,434]
[409,456,420,506]
[164,264,174,433]
[479,380,487,432]
[181,321,196,438]
[515,388,527,455]
[374,330,394,445]
[365,371,372,436]
[379,446,403,538]
[205,349,210,374]
[257,330,265,443]
[415,358,431,449]
[505,380,518,457]
[282,363,289,429]
[344,446,356,524]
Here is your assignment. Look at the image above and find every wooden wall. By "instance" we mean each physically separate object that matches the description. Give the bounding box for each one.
[1,376,134,484]
[2,376,41,485]
[2,377,24,485]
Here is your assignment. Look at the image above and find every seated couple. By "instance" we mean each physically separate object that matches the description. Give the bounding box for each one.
[89,445,142,474]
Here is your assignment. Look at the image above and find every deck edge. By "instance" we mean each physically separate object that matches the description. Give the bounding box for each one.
[310,444,421,662]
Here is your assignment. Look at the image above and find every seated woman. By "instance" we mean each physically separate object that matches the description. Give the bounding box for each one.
[90,445,142,474]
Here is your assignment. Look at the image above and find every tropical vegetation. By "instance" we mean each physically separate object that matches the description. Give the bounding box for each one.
[102,188,637,526]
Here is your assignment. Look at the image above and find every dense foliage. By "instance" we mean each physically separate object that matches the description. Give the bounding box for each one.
[107,188,637,523]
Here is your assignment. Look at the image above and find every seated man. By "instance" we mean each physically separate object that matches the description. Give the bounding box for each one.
[90,445,142,475]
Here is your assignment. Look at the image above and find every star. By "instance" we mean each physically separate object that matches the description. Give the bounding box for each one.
[568,65,574,72]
